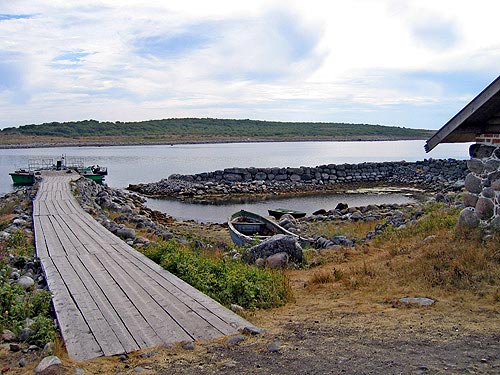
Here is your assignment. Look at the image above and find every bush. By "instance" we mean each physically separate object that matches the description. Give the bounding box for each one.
[142,241,292,309]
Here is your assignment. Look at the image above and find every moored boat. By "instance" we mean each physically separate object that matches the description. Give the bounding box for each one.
[228,209,300,246]
[9,169,35,185]
[268,208,306,220]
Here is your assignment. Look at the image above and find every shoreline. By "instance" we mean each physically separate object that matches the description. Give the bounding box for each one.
[0,136,429,149]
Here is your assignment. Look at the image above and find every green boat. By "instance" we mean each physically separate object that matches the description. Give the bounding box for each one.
[9,170,35,185]
[78,165,107,183]
[81,172,105,183]
[268,208,306,220]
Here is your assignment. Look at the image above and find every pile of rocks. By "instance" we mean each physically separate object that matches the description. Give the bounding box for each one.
[0,189,48,292]
[458,143,500,230]
[73,178,174,246]
[129,159,467,201]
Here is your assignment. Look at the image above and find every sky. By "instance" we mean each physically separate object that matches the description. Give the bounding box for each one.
[0,0,499,130]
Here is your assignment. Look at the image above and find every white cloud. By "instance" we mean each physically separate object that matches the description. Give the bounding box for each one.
[0,0,499,129]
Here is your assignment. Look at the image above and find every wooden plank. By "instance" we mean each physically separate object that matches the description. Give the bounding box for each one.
[112,241,252,331]
[40,257,103,360]
[94,251,185,345]
[107,244,238,337]
[39,215,67,258]
[102,244,224,340]
[68,254,139,353]
[53,255,127,356]
[33,216,49,259]
[49,215,86,256]
[77,253,159,348]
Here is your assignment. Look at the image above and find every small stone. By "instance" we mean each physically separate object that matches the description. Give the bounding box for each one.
[42,342,54,356]
[399,297,436,307]
[265,252,289,269]
[182,342,195,350]
[133,367,144,373]
[227,335,246,345]
[139,351,157,359]
[119,354,128,362]
[267,341,282,353]
[240,326,265,335]
[230,304,244,312]
[34,356,62,374]
[254,258,265,267]
[18,328,32,342]
[224,361,238,368]
[75,368,85,375]
[18,358,27,368]
[9,343,20,352]
[28,345,39,351]
[162,343,174,350]
[1,329,17,342]
[17,276,35,290]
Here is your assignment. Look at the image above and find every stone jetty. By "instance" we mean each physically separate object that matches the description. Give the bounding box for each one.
[129,159,467,200]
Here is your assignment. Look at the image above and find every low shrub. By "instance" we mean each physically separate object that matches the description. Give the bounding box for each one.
[142,240,292,309]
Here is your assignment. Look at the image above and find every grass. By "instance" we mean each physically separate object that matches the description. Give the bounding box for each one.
[140,240,293,309]
[303,202,500,307]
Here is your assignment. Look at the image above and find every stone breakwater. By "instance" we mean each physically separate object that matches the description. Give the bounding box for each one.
[129,159,467,200]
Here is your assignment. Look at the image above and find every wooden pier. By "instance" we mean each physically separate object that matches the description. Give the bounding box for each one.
[33,172,253,361]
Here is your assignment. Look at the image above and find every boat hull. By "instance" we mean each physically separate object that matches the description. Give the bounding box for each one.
[82,174,105,183]
[9,172,35,185]
[228,209,299,246]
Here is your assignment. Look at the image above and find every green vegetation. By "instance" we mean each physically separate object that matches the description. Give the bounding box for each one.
[0,118,433,141]
[141,240,292,309]
[0,232,55,346]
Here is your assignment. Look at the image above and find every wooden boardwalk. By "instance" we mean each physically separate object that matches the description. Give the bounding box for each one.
[33,172,253,361]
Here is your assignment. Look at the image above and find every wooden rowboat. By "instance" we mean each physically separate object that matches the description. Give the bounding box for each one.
[228,210,300,246]
[268,208,306,220]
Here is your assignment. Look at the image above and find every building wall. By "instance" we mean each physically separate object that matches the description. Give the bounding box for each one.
[459,134,500,230]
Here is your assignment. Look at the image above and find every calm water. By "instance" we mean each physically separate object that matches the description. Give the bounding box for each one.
[147,190,418,223]
[1,140,470,221]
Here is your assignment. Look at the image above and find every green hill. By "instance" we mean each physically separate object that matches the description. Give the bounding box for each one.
[0,118,434,146]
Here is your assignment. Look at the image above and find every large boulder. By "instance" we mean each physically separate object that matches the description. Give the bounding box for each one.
[464,173,482,194]
[475,197,495,220]
[456,208,480,230]
[242,234,303,264]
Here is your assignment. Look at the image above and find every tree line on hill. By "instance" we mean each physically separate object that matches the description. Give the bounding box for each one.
[0,118,433,139]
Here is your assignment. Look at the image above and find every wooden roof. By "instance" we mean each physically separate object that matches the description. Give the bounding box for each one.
[425,75,500,152]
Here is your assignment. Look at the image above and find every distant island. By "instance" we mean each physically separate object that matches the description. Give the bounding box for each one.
[0,118,434,148]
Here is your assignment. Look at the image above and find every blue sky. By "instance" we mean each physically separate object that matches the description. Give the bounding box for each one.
[0,0,499,129]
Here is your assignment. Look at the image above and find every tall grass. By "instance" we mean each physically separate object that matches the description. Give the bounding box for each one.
[141,240,292,309]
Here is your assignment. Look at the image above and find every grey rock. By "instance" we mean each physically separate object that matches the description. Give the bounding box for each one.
[482,187,495,199]
[227,335,246,344]
[182,342,195,350]
[133,367,144,373]
[475,197,494,220]
[255,258,265,268]
[115,227,136,240]
[34,356,62,374]
[240,326,266,335]
[230,304,244,312]
[462,192,478,207]
[75,368,85,375]
[19,328,32,342]
[484,159,500,172]
[490,216,500,231]
[9,343,20,352]
[19,358,27,367]
[399,297,436,306]
[265,252,289,269]
[1,329,17,342]
[223,360,238,368]
[464,173,482,194]
[467,159,484,174]
[139,351,157,358]
[243,234,303,264]
[491,177,500,191]
[17,276,35,290]
[470,144,496,159]
[457,208,480,229]
[9,271,20,280]
[267,341,282,353]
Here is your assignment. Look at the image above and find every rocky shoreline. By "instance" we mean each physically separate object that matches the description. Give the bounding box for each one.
[129,159,467,202]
